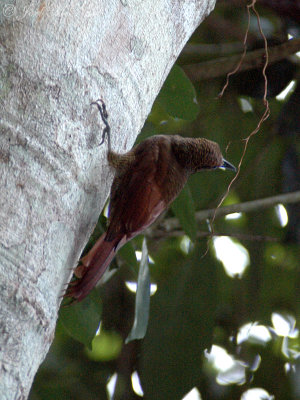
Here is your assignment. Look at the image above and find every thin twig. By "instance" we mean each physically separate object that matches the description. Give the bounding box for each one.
[198,0,270,260]
[159,191,300,232]
[149,229,278,242]
[217,0,251,99]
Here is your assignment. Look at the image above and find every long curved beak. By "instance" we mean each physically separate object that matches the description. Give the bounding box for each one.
[221,159,236,171]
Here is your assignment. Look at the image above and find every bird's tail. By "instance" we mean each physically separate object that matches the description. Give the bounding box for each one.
[66,233,124,302]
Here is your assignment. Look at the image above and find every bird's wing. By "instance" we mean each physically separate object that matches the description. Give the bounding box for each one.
[106,144,167,240]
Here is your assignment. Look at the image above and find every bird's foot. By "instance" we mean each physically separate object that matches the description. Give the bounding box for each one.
[91,99,111,148]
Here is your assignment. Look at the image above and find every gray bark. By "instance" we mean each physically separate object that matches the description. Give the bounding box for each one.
[0,0,216,398]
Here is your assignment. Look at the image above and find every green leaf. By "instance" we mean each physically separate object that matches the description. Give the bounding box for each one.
[135,121,157,144]
[171,183,197,241]
[59,290,102,349]
[140,244,218,400]
[126,238,151,343]
[156,64,199,120]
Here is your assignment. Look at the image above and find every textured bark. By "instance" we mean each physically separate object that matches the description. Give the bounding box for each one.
[0,0,216,398]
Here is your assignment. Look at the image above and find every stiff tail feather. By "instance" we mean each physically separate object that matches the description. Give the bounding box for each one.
[66,233,124,301]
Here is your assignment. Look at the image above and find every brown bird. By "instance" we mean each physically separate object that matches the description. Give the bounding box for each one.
[66,100,235,301]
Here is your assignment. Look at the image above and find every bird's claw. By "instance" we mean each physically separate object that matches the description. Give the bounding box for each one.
[91,99,111,149]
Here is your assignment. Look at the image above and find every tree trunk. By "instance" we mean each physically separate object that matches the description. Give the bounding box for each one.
[0,0,216,398]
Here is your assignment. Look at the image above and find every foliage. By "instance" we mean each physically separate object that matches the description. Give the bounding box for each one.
[30,2,300,399]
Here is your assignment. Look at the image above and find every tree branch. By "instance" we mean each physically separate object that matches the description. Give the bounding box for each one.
[183,38,300,81]
[149,229,278,242]
[159,191,300,232]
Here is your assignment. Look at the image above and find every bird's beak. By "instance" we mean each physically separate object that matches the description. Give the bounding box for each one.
[220,159,236,171]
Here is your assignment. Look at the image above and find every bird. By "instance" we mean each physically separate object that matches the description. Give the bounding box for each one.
[66,99,236,301]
